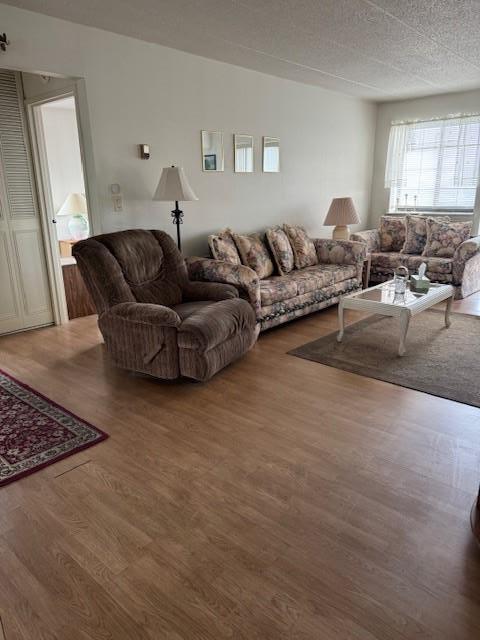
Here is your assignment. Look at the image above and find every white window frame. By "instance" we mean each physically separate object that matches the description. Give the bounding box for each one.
[385,114,480,216]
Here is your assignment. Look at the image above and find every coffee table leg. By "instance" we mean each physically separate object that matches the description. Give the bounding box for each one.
[398,310,411,356]
[337,299,345,342]
[445,294,453,328]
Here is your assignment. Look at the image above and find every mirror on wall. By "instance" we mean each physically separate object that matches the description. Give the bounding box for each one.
[201,130,224,171]
[234,134,254,173]
[263,136,280,173]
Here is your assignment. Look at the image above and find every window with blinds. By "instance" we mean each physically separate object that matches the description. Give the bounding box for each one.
[385,114,480,213]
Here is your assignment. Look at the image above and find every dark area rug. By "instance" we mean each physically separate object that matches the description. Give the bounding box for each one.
[0,369,108,486]
[289,309,480,408]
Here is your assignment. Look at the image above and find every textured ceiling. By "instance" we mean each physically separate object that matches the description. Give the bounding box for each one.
[3,0,480,101]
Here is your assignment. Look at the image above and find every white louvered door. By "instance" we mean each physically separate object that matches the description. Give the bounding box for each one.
[0,69,53,334]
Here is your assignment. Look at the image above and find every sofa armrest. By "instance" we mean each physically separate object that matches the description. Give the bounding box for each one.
[186,257,261,316]
[103,302,181,327]
[350,229,380,253]
[313,239,366,284]
[313,238,367,266]
[183,280,239,302]
[453,236,480,286]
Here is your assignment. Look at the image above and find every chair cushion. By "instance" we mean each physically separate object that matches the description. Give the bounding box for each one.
[370,252,407,271]
[283,224,318,269]
[173,300,212,321]
[288,264,357,295]
[260,277,297,306]
[402,215,450,254]
[406,255,453,274]
[379,216,406,252]
[208,228,241,264]
[233,233,274,279]
[370,252,454,279]
[265,226,294,275]
[423,219,472,258]
[177,298,256,351]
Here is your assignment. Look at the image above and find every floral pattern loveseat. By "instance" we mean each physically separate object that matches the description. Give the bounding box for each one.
[186,225,366,331]
[351,215,480,299]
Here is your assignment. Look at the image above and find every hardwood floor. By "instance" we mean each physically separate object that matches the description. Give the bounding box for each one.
[0,300,479,640]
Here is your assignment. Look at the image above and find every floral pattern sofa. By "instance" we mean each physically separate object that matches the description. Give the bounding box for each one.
[186,225,366,331]
[351,215,480,299]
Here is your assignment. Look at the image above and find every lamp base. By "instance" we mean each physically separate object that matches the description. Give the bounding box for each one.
[332,225,350,241]
[171,201,184,251]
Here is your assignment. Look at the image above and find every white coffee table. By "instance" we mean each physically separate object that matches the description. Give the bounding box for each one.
[337,280,455,356]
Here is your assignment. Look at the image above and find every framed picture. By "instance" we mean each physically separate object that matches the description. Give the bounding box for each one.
[201,131,224,171]
[204,154,217,171]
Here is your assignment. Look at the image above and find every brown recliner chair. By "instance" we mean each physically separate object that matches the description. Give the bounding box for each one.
[73,229,258,381]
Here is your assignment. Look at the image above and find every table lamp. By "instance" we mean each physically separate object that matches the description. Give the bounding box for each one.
[153,166,198,251]
[324,197,359,241]
[57,192,89,240]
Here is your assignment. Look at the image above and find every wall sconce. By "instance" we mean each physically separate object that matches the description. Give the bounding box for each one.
[0,33,10,52]
[139,144,150,160]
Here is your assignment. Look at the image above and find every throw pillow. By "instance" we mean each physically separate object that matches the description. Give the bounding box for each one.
[379,216,406,252]
[283,224,318,269]
[208,228,241,264]
[265,226,294,275]
[402,215,451,254]
[422,219,472,258]
[232,232,274,279]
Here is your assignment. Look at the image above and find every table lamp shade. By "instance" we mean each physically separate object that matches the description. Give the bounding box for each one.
[153,166,198,202]
[324,197,359,226]
[57,192,88,216]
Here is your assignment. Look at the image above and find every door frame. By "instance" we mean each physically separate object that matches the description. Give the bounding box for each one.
[24,79,99,325]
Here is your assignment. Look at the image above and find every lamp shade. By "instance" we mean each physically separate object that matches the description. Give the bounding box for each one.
[153,166,198,202]
[57,192,88,216]
[324,197,359,226]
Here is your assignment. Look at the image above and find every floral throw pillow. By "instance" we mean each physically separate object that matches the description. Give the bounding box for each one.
[283,224,318,269]
[232,233,274,279]
[422,219,472,258]
[265,226,294,275]
[379,216,406,252]
[402,215,451,255]
[208,228,241,264]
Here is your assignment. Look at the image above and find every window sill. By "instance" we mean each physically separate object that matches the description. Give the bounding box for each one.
[386,211,473,217]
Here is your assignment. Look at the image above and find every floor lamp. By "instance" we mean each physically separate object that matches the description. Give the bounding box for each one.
[153,166,198,251]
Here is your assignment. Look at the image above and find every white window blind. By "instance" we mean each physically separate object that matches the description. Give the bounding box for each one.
[385,114,480,213]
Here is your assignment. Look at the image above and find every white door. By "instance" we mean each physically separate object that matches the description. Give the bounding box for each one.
[0,69,53,335]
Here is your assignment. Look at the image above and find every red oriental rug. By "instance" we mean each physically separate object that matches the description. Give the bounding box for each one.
[0,369,108,487]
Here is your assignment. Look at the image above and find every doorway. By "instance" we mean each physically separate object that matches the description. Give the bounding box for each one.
[0,69,96,336]
[29,92,96,322]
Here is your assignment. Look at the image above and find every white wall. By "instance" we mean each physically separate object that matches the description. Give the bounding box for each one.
[1,3,377,256]
[370,89,480,229]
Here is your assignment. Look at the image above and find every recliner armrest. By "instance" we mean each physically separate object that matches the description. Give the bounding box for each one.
[103,302,181,327]
[183,280,239,302]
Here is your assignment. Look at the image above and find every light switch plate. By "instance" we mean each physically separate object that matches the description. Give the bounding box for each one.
[112,195,123,212]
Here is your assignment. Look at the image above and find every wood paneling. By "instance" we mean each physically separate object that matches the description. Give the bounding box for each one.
[62,262,96,319]
[0,301,479,639]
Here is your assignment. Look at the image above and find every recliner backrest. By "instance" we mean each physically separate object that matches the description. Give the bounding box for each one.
[73,229,188,314]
